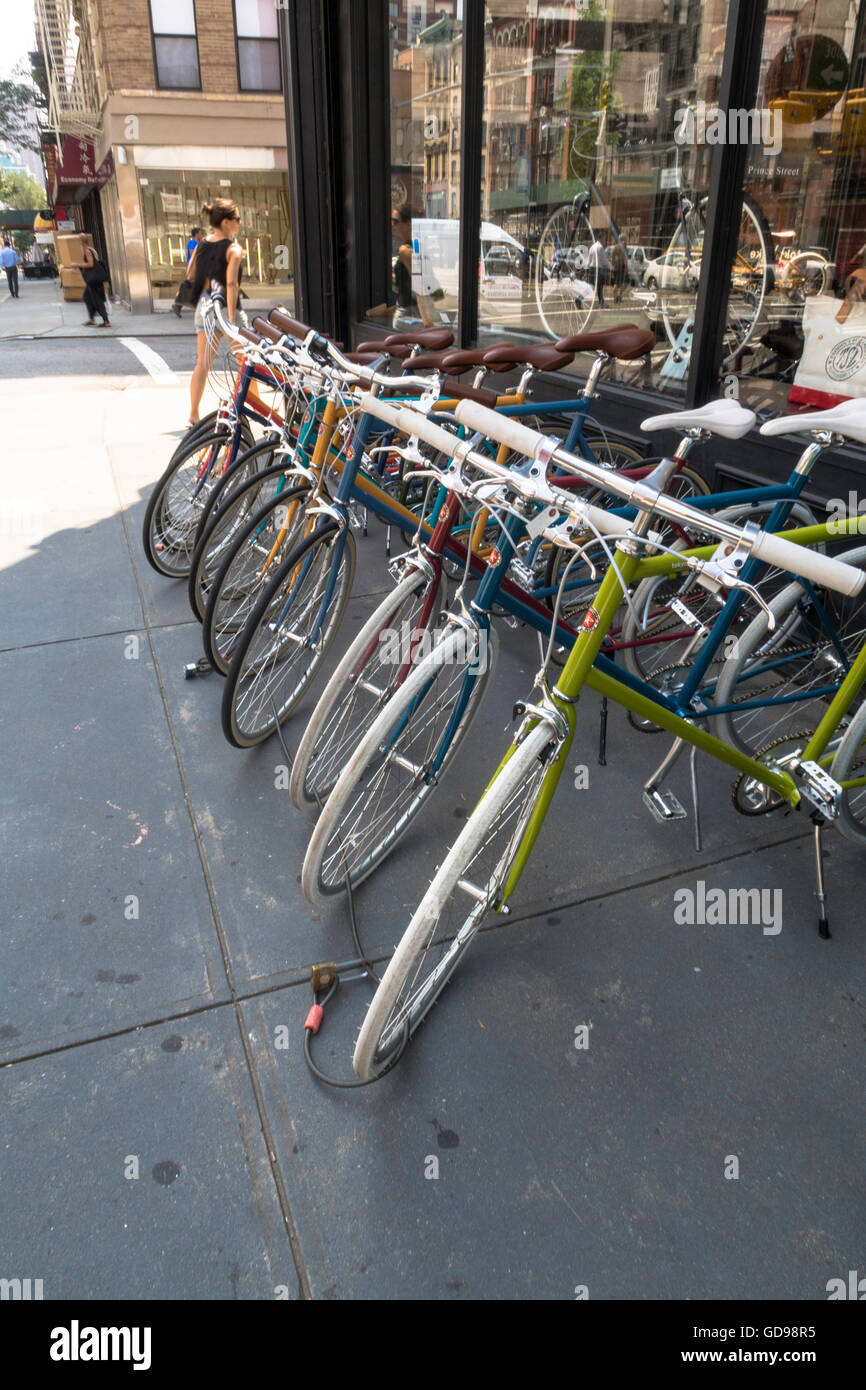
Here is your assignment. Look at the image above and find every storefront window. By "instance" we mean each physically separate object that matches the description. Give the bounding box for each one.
[367,2,464,333]
[138,169,292,304]
[478,0,733,393]
[729,2,866,413]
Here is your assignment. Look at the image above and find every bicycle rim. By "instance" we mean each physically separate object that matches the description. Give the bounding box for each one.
[303,623,495,903]
[353,719,556,1079]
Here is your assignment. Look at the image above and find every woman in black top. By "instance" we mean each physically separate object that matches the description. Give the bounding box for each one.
[187,198,244,426]
[72,236,110,326]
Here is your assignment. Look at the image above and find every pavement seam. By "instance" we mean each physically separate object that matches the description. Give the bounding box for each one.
[0,618,199,656]
[107,436,314,1301]
[0,821,825,1072]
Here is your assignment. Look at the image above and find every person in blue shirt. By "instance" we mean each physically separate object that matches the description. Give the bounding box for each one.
[1,241,20,298]
[171,227,203,317]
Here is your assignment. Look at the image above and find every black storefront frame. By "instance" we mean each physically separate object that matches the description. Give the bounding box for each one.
[278,0,866,502]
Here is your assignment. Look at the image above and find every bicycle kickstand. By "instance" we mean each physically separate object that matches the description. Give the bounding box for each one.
[812,814,831,939]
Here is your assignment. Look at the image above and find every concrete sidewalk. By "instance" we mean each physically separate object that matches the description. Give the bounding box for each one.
[1,353,865,1299]
[0,275,291,340]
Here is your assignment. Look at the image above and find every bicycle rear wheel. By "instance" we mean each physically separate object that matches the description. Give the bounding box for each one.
[353,718,557,1080]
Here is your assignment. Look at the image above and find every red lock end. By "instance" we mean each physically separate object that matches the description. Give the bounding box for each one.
[304,1004,324,1035]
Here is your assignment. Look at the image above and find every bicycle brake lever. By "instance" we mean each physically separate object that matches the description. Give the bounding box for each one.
[729,578,776,630]
[685,553,777,631]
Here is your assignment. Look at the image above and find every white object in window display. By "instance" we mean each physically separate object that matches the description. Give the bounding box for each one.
[790,294,866,409]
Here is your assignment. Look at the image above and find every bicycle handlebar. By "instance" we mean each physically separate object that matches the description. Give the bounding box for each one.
[210,292,440,396]
[450,400,864,599]
[358,394,624,541]
[359,393,863,598]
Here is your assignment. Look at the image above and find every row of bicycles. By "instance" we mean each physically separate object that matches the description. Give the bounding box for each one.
[142,298,866,1080]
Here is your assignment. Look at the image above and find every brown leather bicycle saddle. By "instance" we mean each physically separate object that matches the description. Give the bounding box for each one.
[398,349,462,371]
[355,328,455,356]
[553,324,655,360]
[483,343,573,371]
[386,328,455,350]
[441,345,519,373]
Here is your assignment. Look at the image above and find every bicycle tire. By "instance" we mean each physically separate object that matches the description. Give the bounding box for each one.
[187,451,291,620]
[201,481,313,673]
[142,432,236,577]
[831,698,866,846]
[302,621,497,907]
[190,431,282,556]
[221,522,356,748]
[712,544,866,756]
[289,567,444,813]
[353,718,556,1079]
[168,412,253,468]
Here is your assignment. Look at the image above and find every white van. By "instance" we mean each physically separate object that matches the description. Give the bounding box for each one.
[409,219,526,311]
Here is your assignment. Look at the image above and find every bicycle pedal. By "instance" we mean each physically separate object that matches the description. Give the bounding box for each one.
[642,787,688,822]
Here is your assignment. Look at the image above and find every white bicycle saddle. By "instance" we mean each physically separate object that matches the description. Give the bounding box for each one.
[760,397,866,445]
[640,399,756,440]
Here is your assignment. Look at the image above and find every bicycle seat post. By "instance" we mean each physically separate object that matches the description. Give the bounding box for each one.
[516,366,534,395]
[672,426,709,463]
[792,431,836,478]
[583,351,609,399]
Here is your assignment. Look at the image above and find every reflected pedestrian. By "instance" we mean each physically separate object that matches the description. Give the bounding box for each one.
[587,233,609,309]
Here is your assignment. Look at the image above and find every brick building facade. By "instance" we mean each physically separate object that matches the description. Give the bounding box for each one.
[38,0,290,311]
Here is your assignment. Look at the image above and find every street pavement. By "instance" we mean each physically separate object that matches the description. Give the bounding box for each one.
[1,315,865,1300]
[0,275,290,340]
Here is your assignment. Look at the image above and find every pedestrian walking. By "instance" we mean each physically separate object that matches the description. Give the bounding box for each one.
[187,199,246,426]
[587,234,609,309]
[609,237,628,305]
[72,237,111,326]
[1,241,20,298]
[172,226,203,317]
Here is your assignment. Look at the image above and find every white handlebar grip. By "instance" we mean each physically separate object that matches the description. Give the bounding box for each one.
[394,406,464,458]
[454,399,550,459]
[358,394,461,459]
[749,530,865,597]
[358,394,405,430]
[580,501,628,538]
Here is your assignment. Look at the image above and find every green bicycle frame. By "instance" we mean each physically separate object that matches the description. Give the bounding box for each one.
[493,525,866,906]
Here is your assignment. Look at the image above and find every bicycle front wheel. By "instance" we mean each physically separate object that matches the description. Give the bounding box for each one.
[202,482,312,674]
[188,456,294,621]
[302,621,496,906]
[142,432,236,577]
[353,718,558,1080]
[831,699,866,846]
[221,523,356,748]
[289,566,443,813]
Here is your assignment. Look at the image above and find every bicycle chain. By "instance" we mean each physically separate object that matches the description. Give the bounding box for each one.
[625,644,809,735]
